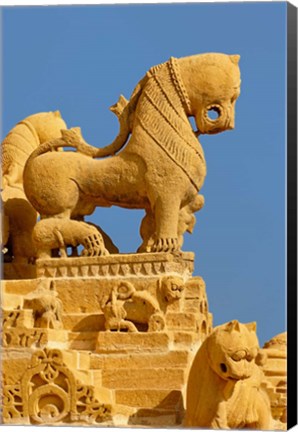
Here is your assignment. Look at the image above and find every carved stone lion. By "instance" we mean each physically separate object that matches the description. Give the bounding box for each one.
[184,320,272,429]
[23,53,241,253]
[1,111,67,262]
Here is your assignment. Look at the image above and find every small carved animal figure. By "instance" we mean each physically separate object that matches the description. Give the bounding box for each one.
[1,111,67,262]
[23,53,241,255]
[102,281,165,332]
[184,320,272,429]
[32,218,108,259]
[24,281,63,330]
[101,286,138,332]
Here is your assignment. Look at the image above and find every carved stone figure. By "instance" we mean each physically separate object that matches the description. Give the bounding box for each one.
[23,53,241,254]
[32,218,109,259]
[184,320,272,429]
[1,111,67,262]
[102,281,165,332]
[161,275,185,303]
[102,286,138,332]
[23,281,63,329]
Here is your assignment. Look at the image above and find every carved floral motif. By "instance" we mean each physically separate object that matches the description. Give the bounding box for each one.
[2,348,111,425]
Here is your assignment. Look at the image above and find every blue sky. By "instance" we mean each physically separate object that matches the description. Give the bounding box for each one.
[2,3,287,346]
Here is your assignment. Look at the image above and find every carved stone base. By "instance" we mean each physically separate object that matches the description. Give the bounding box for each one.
[2,252,208,426]
[1,251,286,428]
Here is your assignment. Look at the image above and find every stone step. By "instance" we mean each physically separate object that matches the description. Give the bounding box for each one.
[263,351,287,370]
[128,408,180,427]
[102,367,186,390]
[96,332,170,353]
[170,331,202,351]
[68,331,98,350]
[115,389,183,409]
[263,348,286,359]
[90,350,190,370]
[69,330,201,352]
[63,312,201,332]
[263,368,287,377]
[264,376,287,389]
[63,313,105,331]
[166,312,198,331]
[2,293,24,309]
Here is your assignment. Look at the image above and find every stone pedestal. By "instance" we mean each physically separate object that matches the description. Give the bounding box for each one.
[1,252,212,426]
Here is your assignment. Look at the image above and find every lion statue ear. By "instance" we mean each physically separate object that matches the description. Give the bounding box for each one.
[229,54,240,65]
[245,321,257,332]
[225,319,241,332]
[53,110,62,118]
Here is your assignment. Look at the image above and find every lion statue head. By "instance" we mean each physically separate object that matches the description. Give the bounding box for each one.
[185,320,272,429]
[207,320,260,381]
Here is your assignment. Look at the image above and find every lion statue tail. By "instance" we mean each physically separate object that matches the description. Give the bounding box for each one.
[25,74,149,162]
[94,73,150,158]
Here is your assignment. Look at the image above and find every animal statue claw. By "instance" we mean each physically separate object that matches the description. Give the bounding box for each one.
[81,233,108,257]
[151,238,179,253]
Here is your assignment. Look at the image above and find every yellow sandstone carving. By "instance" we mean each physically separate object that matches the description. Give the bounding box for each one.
[23,53,241,255]
[32,217,108,259]
[161,276,185,303]
[2,348,112,425]
[138,194,204,252]
[184,320,272,429]
[102,280,165,332]
[23,280,63,330]
[3,53,283,429]
[1,111,67,262]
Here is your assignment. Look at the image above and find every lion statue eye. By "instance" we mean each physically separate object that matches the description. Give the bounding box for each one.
[206,105,222,121]
[231,350,247,362]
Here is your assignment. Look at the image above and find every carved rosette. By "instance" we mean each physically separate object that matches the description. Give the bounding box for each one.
[2,348,111,425]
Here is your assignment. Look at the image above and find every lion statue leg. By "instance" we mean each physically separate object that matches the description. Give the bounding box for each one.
[150,194,185,253]
[137,210,156,253]
[138,194,204,253]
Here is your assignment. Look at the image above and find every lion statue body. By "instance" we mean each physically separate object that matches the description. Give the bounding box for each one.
[23,53,241,254]
[184,320,272,429]
[1,111,67,262]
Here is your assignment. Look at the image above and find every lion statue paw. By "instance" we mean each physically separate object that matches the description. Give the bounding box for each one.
[151,237,179,253]
[81,233,109,257]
